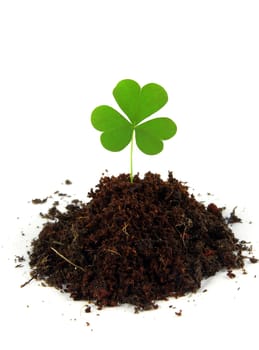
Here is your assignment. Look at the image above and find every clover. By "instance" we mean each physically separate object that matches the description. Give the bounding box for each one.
[91,79,177,182]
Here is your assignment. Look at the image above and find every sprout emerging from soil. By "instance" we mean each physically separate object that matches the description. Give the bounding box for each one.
[91,79,177,182]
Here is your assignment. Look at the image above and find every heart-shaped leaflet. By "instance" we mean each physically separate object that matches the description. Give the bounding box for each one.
[91,79,177,155]
[113,79,168,125]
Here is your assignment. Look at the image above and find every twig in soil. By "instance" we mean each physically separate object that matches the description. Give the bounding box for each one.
[122,223,129,235]
[71,224,79,243]
[50,247,86,272]
[20,276,35,288]
[104,248,121,256]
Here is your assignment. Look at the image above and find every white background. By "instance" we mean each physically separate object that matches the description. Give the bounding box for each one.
[0,0,259,349]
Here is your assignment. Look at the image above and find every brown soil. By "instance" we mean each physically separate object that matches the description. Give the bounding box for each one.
[29,172,256,310]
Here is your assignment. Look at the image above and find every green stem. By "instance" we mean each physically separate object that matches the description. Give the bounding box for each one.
[130,131,134,183]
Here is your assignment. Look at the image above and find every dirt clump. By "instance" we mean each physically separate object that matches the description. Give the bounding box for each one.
[29,172,255,310]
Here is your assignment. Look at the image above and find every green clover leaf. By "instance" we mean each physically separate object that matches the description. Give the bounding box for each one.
[135,117,177,155]
[90,105,133,151]
[113,79,168,124]
[91,79,177,182]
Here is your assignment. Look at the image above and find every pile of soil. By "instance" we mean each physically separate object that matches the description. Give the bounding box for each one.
[29,172,255,310]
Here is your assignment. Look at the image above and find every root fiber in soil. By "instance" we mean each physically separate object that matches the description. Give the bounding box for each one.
[29,172,255,310]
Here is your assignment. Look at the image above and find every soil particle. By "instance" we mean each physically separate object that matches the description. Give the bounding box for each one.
[175,309,182,316]
[29,172,257,310]
[15,255,25,263]
[53,191,71,198]
[85,305,91,313]
[32,197,48,204]
[227,270,236,279]
[15,255,25,268]
[39,206,61,220]
[227,207,242,224]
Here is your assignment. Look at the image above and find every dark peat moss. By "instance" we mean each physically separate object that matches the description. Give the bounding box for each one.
[29,172,255,310]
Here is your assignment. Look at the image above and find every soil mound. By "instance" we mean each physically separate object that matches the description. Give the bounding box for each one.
[29,172,251,310]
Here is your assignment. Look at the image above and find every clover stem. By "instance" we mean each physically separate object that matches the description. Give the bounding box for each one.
[130,132,134,183]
